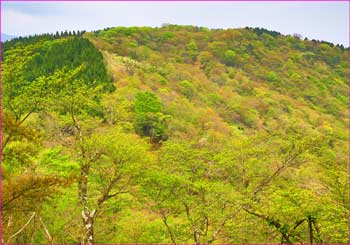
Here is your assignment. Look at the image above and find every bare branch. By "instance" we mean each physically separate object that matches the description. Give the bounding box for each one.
[38,215,53,244]
[7,212,35,243]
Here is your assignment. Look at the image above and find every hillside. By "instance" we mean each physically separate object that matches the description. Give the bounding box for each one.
[2,25,349,244]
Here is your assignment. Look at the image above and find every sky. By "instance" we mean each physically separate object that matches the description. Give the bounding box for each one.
[1,1,349,45]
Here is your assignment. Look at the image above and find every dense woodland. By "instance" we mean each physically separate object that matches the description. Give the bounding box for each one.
[1,25,349,244]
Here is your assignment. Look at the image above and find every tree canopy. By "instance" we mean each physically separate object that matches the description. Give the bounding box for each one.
[2,25,349,244]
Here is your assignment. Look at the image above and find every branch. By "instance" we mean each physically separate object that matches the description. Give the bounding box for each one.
[209,205,240,243]
[311,219,323,243]
[2,110,34,151]
[7,212,35,243]
[253,164,286,196]
[253,156,306,197]
[97,174,123,207]
[161,211,177,244]
[2,135,12,151]
[19,111,34,125]
[291,218,307,232]
[242,207,292,244]
[38,215,53,244]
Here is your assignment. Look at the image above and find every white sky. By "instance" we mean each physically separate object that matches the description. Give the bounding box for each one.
[2,1,349,45]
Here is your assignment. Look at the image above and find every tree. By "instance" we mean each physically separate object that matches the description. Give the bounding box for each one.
[187,39,198,62]
[45,66,101,244]
[179,80,195,100]
[134,91,171,144]
[223,50,237,66]
[141,141,237,244]
[76,129,150,244]
[213,129,331,243]
[2,174,65,244]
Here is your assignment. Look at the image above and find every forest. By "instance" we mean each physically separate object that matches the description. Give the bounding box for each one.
[1,25,349,244]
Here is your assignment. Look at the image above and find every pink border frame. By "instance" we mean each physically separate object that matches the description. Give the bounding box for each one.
[0,0,349,244]
[0,0,2,242]
[0,0,348,1]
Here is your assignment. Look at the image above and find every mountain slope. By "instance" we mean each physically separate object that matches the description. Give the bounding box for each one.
[2,26,349,244]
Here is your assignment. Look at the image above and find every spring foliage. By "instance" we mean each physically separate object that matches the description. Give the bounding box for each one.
[2,26,349,243]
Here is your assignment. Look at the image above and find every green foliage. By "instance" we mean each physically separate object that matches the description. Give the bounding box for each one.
[223,50,237,66]
[187,39,198,61]
[134,92,170,143]
[37,147,79,176]
[162,31,175,41]
[179,80,195,99]
[208,41,227,58]
[2,25,348,244]
[266,71,278,82]
[135,91,163,114]
[25,37,112,91]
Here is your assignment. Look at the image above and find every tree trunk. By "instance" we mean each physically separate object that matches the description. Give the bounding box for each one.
[161,214,177,244]
[79,164,89,205]
[79,163,95,244]
[193,230,200,245]
[82,209,96,245]
[308,216,313,244]
[71,100,96,244]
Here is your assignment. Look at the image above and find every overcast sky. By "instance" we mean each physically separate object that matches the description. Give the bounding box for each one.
[2,1,349,45]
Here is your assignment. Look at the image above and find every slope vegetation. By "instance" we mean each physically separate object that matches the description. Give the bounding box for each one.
[2,26,349,244]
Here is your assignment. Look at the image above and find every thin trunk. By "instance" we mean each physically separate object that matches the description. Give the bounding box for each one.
[7,212,35,243]
[77,130,94,244]
[308,216,313,244]
[79,164,89,205]
[161,214,177,244]
[82,209,95,245]
[2,135,12,151]
[311,219,323,243]
[7,216,12,229]
[71,106,95,245]
[183,202,200,244]
[79,162,95,244]
[79,163,95,244]
[38,215,53,244]
[30,214,36,244]
[193,230,200,245]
